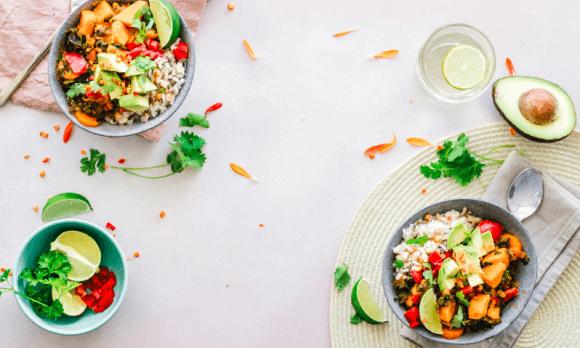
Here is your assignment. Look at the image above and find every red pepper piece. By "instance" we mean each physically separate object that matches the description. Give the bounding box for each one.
[504,288,519,301]
[128,45,147,59]
[102,288,115,299]
[118,158,126,164]
[126,41,138,50]
[106,222,116,231]
[91,275,103,289]
[409,321,420,328]
[410,270,423,284]
[107,270,117,283]
[75,283,86,297]
[81,294,96,308]
[173,41,188,60]
[92,288,102,301]
[63,52,88,74]
[460,286,473,295]
[478,220,505,242]
[103,277,116,289]
[444,251,452,259]
[146,38,160,52]
[411,294,421,305]
[427,251,442,265]
[98,295,115,311]
[63,122,73,143]
[98,267,109,276]
[204,102,222,117]
[405,306,420,324]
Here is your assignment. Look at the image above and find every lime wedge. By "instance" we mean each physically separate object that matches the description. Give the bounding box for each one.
[442,44,487,90]
[419,288,443,334]
[42,193,93,222]
[52,286,86,316]
[50,231,101,282]
[150,0,181,48]
[351,277,387,324]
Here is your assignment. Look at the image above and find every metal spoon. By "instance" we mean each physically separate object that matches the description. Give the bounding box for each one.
[507,168,544,221]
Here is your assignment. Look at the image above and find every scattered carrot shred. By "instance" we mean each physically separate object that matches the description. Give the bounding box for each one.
[259,223,264,227]
[409,99,413,103]
[126,258,131,261]
[243,39,260,59]
[40,170,45,178]
[230,163,259,182]
[53,125,60,131]
[42,157,50,163]
[134,252,140,257]
[407,138,431,146]
[33,205,39,211]
[0,267,4,272]
[333,28,358,37]
[40,131,48,138]
[8,271,11,277]
[63,122,74,143]
[81,149,87,154]
[227,3,234,10]
[104,165,109,169]
[437,145,443,151]
[368,50,399,59]
[160,210,165,218]
[421,189,426,194]
[509,127,517,135]
[24,155,30,159]
[506,58,516,76]
[118,158,126,164]
[364,132,397,159]
[113,234,116,237]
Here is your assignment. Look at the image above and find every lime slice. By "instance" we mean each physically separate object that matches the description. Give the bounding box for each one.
[50,231,101,282]
[351,277,387,324]
[42,193,93,222]
[52,286,87,316]
[419,288,443,334]
[150,0,181,48]
[442,44,487,90]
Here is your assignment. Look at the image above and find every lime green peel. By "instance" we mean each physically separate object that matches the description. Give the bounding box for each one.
[42,193,93,222]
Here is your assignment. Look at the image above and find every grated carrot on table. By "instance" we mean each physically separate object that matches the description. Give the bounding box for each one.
[40,131,48,138]
[24,155,30,159]
[54,125,60,131]
[160,211,165,218]
[134,252,140,257]
[33,206,39,211]
[40,170,45,178]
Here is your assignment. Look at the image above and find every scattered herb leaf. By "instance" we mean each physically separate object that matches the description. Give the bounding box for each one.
[451,305,464,328]
[180,113,210,128]
[334,263,351,291]
[350,313,363,324]
[456,291,470,307]
[394,260,404,269]
[66,83,86,98]
[80,149,106,176]
[132,56,157,72]
[406,235,428,246]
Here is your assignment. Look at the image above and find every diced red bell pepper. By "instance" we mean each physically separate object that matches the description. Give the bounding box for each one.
[90,274,103,289]
[129,45,164,60]
[107,271,117,283]
[92,288,102,301]
[98,267,109,276]
[504,288,519,301]
[63,53,88,74]
[410,270,423,284]
[405,306,420,324]
[75,283,86,297]
[97,295,115,311]
[478,220,505,242]
[85,88,104,99]
[444,251,452,259]
[491,297,498,305]
[106,222,116,231]
[146,38,160,52]
[126,41,138,50]
[460,286,473,295]
[427,251,442,265]
[411,295,421,305]
[81,294,96,308]
[103,277,116,289]
[409,321,420,328]
[173,41,188,60]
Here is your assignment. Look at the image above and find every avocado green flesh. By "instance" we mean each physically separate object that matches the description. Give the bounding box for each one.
[119,94,149,113]
[493,76,576,142]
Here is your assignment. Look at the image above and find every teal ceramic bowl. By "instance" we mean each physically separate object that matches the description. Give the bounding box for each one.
[12,219,128,335]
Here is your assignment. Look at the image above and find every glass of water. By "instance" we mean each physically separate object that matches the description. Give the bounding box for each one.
[416,24,496,104]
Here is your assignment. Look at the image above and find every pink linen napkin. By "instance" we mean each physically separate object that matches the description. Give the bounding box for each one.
[0,0,205,141]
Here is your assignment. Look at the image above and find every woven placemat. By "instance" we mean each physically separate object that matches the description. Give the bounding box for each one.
[330,123,580,348]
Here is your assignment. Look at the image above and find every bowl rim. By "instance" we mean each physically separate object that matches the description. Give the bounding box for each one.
[47,0,196,137]
[12,218,129,336]
[381,198,538,344]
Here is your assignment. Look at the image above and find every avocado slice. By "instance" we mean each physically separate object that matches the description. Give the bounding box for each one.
[119,94,149,113]
[130,75,157,94]
[493,76,576,142]
[453,245,482,276]
[437,259,456,291]
[442,259,459,278]
[99,71,123,100]
[126,64,145,77]
[481,231,495,253]
[467,274,484,287]
[469,228,486,258]
[447,222,469,250]
[97,53,128,73]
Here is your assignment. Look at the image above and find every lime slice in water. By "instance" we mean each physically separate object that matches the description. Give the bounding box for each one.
[150,0,181,48]
[442,44,487,90]
[419,288,443,334]
[52,286,87,316]
[42,193,93,222]
[351,277,387,324]
[50,231,101,282]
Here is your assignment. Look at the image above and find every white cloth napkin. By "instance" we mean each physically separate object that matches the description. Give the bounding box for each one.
[401,152,580,348]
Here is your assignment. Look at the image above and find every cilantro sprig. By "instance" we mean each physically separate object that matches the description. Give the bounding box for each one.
[422,262,436,286]
[0,251,79,321]
[131,6,155,44]
[81,149,106,176]
[420,134,515,187]
[66,83,86,98]
[450,305,464,328]
[456,291,470,307]
[406,235,428,246]
[350,314,363,325]
[394,260,404,269]
[132,56,157,72]
[334,263,351,291]
[180,113,210,128]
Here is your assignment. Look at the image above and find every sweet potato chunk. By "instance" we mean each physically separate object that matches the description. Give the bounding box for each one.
[500,234,523,259]
[111,20,130,46]
[487,305,500,320]
[442,326,464,339]
[112,1,148,27]
[468,294,491,320]
[482,262,508,288]
[75,111,100,127]
[77,10,96,36]
[439,301,457,323]
[93,1,115,23]
[482,248,510,267]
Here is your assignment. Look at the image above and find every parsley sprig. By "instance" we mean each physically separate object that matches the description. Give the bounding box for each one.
[81,149,106,176]
[334,263,351,291]
[420,134,515,187]
[456,291,470,307]
[131,6,155,44]
[422,262,436,286]
[450,305,465,328]
[180,113,210,128]
[406,235,428,246]
[0,251,79,321]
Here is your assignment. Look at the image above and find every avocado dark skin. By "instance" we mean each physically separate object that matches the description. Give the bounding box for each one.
[492,77,576,143]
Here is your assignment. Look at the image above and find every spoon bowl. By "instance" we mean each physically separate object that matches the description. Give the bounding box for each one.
[507,168,544,221]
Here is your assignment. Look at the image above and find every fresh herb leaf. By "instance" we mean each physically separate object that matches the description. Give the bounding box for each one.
[394,260,404,269]
[132,6,153,44]
[450,305,464,328]
[420,134,514,187]
[88,80,115,95]
[502,270,510,281]
[422,262,432,270]
[423,269,436,286]
[406,235,428,246]
[350,314,363,325]
[66,83,87,98]
[132,56,157,71]
[180,113,210,128]
[456,291,470,307]
[81,149,106,176]
[334,263,351,291]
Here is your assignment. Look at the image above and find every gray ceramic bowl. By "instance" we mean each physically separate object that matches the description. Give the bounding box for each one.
[382,199,537,344]
[48,0,195,137]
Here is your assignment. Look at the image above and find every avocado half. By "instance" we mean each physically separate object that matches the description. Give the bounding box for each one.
[492,76,576,142]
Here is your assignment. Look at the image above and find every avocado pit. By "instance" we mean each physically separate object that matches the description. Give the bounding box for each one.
[518,88,559,126]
